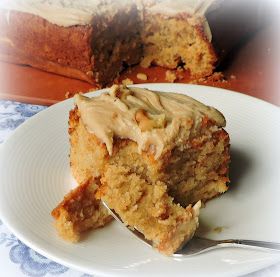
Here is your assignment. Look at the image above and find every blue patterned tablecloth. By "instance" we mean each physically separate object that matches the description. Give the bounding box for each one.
[0,100,91,277]
[0,99,280,277]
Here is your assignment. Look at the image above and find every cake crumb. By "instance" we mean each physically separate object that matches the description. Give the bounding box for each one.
[208,72,225,82]
[213,226,226,234]
[137,73,148,81]
[230,75,236,80]
[65,91,84,99]
[176,67,185,80]
[190,72,226,84]
[86,71,93,77]
[122,78,134,85]
[65,91,70,99]
[165,70,177,83]
[65,91,78,99]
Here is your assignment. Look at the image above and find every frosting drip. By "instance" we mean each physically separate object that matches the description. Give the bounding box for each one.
[75,86,225,159]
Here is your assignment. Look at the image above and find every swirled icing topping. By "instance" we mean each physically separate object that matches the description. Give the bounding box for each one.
[0,0,130,27]
[75,85,225,159]
[0,0,217,29]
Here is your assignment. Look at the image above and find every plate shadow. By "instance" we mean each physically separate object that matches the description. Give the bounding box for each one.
[228,146,253,193]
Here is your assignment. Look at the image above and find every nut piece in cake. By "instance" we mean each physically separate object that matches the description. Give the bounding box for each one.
[67,85,230,254]
[136,73,148,81]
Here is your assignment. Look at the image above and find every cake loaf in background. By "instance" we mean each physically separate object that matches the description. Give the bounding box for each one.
[0,0,275,86]
[0,0,142,86]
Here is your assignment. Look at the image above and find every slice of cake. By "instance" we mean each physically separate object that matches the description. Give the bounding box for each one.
[140,0,217,78]
[65,85,230,255]
[51,178,112,242]
[0,0,142,85]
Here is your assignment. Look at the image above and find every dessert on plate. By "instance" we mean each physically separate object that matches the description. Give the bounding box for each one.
[52,85,230,255]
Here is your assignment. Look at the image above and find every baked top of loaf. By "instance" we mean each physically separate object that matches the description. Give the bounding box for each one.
[1,0,216,29]
[74,85,225,158]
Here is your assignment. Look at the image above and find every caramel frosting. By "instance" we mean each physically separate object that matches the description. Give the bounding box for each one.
[0,0,130,27]
[75,85,225,159]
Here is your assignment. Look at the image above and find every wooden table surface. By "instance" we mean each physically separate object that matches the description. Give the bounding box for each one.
[0,24,279,107]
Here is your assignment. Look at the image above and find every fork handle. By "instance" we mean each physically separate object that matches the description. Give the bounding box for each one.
[220,239,280,252]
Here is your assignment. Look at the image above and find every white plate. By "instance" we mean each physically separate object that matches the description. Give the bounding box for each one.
[0,84,280,277]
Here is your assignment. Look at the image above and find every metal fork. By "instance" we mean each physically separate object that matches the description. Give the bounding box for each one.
[174,237,280,257]
[102,201,280,256]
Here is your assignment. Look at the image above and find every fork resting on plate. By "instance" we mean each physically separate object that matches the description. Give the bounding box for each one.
[102,200,280,256]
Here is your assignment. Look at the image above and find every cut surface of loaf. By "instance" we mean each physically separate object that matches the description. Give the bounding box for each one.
[62,85,230,255]
[141,1,217,77]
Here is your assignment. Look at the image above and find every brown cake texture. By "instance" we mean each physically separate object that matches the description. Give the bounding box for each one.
[51,178,112,242]
[53,85,230,255]
[140,0,217,78]
[0,1,142,86]
[99,164,201,255]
